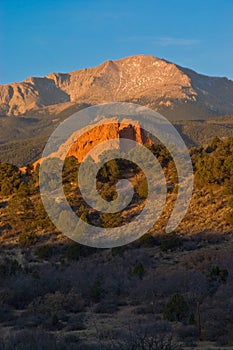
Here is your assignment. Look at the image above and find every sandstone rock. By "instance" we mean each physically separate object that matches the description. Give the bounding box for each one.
[52,118,153,162]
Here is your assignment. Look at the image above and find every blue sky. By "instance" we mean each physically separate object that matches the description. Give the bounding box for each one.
[1,0,233,84]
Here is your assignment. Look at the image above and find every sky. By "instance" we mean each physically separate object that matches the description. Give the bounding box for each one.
[0,0,233,84]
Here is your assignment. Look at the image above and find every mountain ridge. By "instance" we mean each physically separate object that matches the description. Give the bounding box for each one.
[1,54,233,119]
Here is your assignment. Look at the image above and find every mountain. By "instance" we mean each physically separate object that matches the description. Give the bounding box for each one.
[1,55,233,166]
[1,55,233,119]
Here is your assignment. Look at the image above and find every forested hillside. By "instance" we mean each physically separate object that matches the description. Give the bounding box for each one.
[0,137,233,349]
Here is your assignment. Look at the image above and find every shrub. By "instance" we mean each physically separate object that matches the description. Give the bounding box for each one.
[94,300,118,314]
[118,330,182,350]
[131,261,145,279]
[163,293,188,322]
[30,290,85,314]
[36,245,53,259]
[101,212,122,228]
[0,330,58,350]
[19,231,37,247]
[138,233,158,247]
[188,312,195,325]
[66,243,81,260]
[51,313,59,326]
[226,210,233,226]
[31,270,40,280]
[89,279,104,303]
[136,178,148,199]
[0,259,22,276]
[111,246,127,257]
[65,313,87,331]
[99,183,117,201]
[66,242,96,260]
[208,266,228,283]
[160,232,181,252]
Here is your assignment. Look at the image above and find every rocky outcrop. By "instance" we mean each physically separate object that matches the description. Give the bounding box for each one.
[51,118,153,163]
[0,77,70,115]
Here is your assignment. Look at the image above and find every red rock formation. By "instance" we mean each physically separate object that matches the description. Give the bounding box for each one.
[52,118,153,163]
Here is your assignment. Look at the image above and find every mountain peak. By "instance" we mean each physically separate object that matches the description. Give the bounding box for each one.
[1,55,233,119]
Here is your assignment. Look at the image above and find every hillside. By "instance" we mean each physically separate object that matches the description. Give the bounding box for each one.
[0,137,233,349]
[0,113,233,167]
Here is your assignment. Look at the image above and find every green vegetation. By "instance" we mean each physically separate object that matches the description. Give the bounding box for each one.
[0,103,89,167]
[89,279,105,303]
[160,232,181,252]
[136,177,148,199]
[0,163,21,195]
[208,266,228,283]
[0,259,22,276]
[36,245,53,259]
[163,293,188,322]
[66,242,96,260]
[0,136,232,348]
[19,231,37,247]
[193,137,233,188]
[101,212,122,228]
[131,261,145,279]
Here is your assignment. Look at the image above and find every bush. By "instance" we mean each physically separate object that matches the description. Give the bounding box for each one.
[0,330,58,350]
[160,232,181,252]
[94,300,118,314]
[65,313,87,331]
[31,270,40,279]
[208,266,228,283]
[117,330,182,350]
[0,259,22,276]
[89,279,104,303]
[19,231,37,247]
[226,210,233,226]
[101,212,122,228]
[163,294,188,322]
[66,242,96,260]
[138,233,158,247]
[30,290,85,314]
[36,245,53,259]
[51,313,59,326]
[188,312,195,325]
[136,178,148,199]
[111,246,127,257]
[131,261,145,279]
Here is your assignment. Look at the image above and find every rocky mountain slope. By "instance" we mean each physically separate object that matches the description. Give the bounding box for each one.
[1,55,233,119]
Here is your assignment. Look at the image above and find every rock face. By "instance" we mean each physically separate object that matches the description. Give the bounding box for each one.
[0,77,70,116]
[52,118,153,163]
[1,55,233,119]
